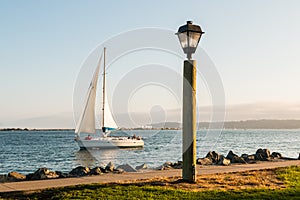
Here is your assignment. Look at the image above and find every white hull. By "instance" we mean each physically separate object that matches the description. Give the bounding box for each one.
[76,137,144,149]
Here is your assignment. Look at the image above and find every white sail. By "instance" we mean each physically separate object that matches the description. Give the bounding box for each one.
[75,54,102,135]
[103,90,118,129]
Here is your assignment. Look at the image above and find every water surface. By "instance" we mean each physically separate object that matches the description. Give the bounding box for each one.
[0,129,299,174]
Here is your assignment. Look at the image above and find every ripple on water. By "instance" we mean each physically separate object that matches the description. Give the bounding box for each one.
[0,129,299,174]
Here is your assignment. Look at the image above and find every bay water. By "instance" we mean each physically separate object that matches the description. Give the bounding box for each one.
[0,129,299,174]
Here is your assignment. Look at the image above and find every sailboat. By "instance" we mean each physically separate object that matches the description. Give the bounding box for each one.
[75,47,144,149]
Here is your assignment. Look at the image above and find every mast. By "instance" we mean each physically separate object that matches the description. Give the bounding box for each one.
[101,47,106,130]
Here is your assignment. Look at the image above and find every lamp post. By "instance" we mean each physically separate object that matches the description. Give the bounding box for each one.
[176,21,204,182]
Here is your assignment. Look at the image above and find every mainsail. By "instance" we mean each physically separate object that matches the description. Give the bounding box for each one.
[75,48,118,136]
[75,53,102,135]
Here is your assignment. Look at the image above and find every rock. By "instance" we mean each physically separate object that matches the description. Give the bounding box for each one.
[156,161,183,170]
[206,151,221,163]
[241,154,256,163]
[226,151,247,164]
[217,155,231,166]
[196,158,213,165]
[232,156,247,164]
[171,161,183,169]
[226,150,239,160]
[0,174,8,183]
[8,171,26,181]
[157,165,165,170]
[255,148,271,161]
[69,166,90,177]
[99,166,107,173]
[27,168,59,180]
[89,167,103,175]
[105,162,115,172]
[241,154,249,160]
[135,163,148,170]
[247,155,256,163]
[117,164,137,172]
[298,153,300,160]
[156,162,173,170]
[55,171,69,178]
[162,162,173,169]
[163,162,173,167]
[248,155,256,161]
[114,168,124,173]
[271,152,282,159]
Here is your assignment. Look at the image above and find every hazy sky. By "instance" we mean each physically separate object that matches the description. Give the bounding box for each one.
[1,0,300,128]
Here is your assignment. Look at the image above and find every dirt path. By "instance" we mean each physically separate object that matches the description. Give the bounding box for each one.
[0,160,299,193]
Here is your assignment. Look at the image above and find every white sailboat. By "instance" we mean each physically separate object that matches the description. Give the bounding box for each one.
[75,47,144,149]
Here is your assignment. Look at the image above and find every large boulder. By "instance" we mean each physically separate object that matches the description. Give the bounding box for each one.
[8,171,26,181]
[233,156,247,164]
[255,149,271,161]
[135,163,148,171]
[298,153,300,160]
[196,157,213,165]
[105,162,115,172]
[241,154,256,163]
[69,166,90,177]
[226,151,247,164]
[89,167,103,175]
[206,151,221,164]
[226,150,238,160]
[27,168,59,180]
[217,155,231,166]
[117,164,137,172]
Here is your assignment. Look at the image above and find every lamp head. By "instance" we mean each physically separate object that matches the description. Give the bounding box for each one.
[176,21,204,60]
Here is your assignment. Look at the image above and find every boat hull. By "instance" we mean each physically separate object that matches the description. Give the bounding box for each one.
[76,137,144,149]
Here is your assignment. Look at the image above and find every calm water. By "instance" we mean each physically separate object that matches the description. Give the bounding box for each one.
[0,129,299,174]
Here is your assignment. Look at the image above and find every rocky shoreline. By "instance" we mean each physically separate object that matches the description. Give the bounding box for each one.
[1,148,299,183]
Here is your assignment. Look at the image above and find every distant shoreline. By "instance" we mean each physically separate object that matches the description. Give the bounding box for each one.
[1,119,300,131]
[0,128,75,132]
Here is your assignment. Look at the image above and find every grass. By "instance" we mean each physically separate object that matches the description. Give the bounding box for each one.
[276,165,300,188]
[1,166,299,200]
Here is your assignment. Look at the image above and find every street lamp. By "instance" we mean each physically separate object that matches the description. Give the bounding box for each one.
[176,21,204,182]
[176,21,204,60]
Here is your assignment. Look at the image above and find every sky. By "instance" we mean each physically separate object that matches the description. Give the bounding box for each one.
[0,0,300,128]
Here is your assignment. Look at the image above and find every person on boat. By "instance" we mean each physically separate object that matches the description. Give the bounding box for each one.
[85,135,92,140]
[132,134,136,139]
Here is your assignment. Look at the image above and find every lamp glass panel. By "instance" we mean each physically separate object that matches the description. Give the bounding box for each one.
[178,33,188,48]
[188,32,201,48]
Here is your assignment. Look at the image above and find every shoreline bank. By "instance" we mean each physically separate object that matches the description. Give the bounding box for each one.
[1,148,299,182]
[0,160,299,193]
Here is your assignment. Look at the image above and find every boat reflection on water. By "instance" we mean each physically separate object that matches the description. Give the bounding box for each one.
[74,150,98,168]
[75,148,137,167]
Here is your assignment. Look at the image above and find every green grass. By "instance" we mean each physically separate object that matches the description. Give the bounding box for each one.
[276,165,300,188]
[1,166,300,200]
[2,185,300,200]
